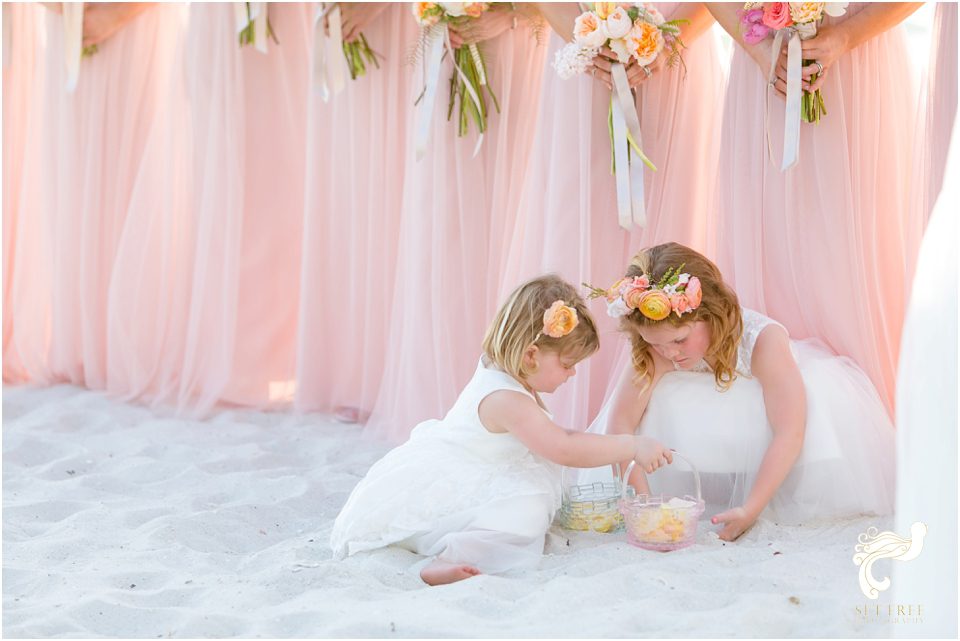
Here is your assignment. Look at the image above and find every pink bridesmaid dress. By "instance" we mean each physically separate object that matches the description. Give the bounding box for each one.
[365,14,548,443]
[713,3,922,413]
[296,5,420,418]
[3,4,183,391]
[2,3,42,382]
[105,3,311,413]
[497,3,726,430]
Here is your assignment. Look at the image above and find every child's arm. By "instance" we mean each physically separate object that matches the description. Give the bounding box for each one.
[478,390,671,471]
[712,325,806,541]
[604,350,674,493]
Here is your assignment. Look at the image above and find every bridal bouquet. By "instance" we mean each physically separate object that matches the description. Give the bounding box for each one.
[413,2,500,154]
[738,2,848,123]
[553,3,686,230]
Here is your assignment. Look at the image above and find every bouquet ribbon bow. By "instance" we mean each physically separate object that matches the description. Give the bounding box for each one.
[610,63,648,230]
[415,23,487,161]
[62,2,84,91]
[313,2,347,102]
[766,24,810,171]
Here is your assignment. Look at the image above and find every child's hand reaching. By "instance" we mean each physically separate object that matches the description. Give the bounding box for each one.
[632,436,672,473]
[711,506,758,541]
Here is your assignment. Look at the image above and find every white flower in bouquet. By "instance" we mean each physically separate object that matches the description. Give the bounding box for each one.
[602,6,634,39]
[824,2,849,17]
[573,12,608,49]
[439,2,467,18]
[607,297,631,319]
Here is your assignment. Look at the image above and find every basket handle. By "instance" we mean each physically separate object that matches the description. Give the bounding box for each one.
[620,451,702,503]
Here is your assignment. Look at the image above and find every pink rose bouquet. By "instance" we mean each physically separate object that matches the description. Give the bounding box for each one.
[739,2,849,123]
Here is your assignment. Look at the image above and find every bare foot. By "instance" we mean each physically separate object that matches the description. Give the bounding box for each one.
[419,559,481,586]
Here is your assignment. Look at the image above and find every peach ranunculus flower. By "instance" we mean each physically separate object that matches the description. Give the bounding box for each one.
[761,2,794,29]
[463,2,487,18]
[602,5,633,39]
[683,277,703,309]
[593,2,618,20]
[625,20,664,66]
[636,290,672,321]
[543,300,580,338]
[413,2,441,26]
[670,293,692,317]
[606,277,630,302]
[573,11,608,49]
[622,283,647,310]
[788,2,825,24]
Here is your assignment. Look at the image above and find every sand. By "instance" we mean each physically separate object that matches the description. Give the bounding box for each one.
[3,384,898,638]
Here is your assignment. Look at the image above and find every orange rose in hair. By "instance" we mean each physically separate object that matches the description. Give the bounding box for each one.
[543,300,579,338]
[636,290,671,320]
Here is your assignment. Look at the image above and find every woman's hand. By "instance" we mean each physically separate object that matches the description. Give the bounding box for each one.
[711,505,758,541]
[448,8,514,49]
[338,2,389,43]
[81,3,152,49]
[591,47,666,90]
[795,24,851,92]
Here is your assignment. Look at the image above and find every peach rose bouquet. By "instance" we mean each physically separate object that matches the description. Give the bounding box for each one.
[553,3,687,230]
[585,264,702,321]
[738,2,848,123]
[413,2,499,150]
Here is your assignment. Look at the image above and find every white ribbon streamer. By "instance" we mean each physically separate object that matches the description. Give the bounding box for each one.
[62,2,84,92]
[235,2,269,54]
[414,24,488,160]
[610,63,647,230]
[765,28,802,171]
[3,3,12,69]
[313,3,346,101]
[414,24,446,161]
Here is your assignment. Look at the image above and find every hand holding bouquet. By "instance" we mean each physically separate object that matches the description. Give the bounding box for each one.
[413,2,500,144]
[553,3,687,230]
[738,2,848,123]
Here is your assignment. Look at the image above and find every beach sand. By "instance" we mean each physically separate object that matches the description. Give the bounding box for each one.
[3,384,896,638]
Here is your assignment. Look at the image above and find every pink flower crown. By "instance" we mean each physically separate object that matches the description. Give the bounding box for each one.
[534,300,579,342]
[585,264,702,321]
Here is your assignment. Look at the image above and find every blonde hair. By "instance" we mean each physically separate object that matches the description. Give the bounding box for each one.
[483,275,600,382]
[619,243,742,393]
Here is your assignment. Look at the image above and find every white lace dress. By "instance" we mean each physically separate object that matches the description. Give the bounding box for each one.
[329,359,561,573]
[591,309,896,524]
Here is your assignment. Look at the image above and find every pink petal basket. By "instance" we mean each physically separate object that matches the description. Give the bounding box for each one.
[618,452,705,551]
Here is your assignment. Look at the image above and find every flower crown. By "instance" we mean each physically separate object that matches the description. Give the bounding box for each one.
[584,264,702,321]
[535,300,579,342]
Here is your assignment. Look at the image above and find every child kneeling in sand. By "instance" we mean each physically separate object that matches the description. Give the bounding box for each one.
[330,275,671,585]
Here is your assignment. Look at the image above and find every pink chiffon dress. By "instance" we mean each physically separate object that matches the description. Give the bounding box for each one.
[295,5,421,418]
[713,3,922,414]
[365,15,548,443]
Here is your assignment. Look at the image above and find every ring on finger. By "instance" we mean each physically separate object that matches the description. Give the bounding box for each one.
[642,65,652,78]
[814,60,824,75]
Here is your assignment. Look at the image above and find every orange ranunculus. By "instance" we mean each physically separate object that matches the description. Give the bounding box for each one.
[622,284,647,310]
[636,290,671,321]
[543,300,580,338]
[625,19,664,66]
[464,2,486,18]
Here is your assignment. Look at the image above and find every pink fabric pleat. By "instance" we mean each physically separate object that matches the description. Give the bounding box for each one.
[497,5,726,430]
[105,3,311,414]
[712,6,922,414]
[364,20,548,443]
[295,6,420,416]
[3,4,183,390]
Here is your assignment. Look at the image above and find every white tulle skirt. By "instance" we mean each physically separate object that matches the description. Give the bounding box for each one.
[589,340,896,524]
